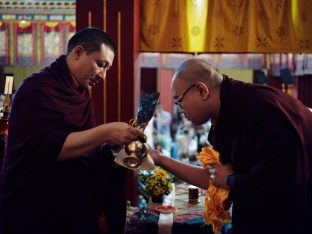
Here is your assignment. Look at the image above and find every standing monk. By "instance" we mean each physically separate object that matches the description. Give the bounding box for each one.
[0,27,145,234]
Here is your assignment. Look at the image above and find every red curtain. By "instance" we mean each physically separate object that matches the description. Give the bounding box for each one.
[158,69,174,117]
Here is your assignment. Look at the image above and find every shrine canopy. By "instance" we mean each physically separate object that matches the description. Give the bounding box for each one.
[140,0,312,54]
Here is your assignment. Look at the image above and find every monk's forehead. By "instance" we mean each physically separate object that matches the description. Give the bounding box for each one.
[171,76,188,95]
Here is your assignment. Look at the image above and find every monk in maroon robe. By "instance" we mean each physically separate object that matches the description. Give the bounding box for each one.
[149,59,312,234]
[0,28,144,234]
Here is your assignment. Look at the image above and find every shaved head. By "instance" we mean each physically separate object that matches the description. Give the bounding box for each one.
[171,59,223,126]
[172,59,223,89]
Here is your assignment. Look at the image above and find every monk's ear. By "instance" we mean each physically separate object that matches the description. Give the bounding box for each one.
[195,82,209,99]
[73,46,85,59]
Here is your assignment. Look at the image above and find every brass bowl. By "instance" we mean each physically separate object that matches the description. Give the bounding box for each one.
[123,140,147,168]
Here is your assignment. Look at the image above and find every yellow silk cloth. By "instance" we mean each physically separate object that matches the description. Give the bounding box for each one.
[197,147,231,233]
[140,0,312,53]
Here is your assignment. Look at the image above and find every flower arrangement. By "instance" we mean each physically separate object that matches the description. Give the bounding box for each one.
[140,168,173,198]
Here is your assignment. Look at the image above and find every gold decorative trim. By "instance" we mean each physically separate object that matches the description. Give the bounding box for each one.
[9,23,14,65]
[37,23,41,64]
[103,0,107,31]
[88,12,92,96]
[88,11,92,27]
[118,11,121,121]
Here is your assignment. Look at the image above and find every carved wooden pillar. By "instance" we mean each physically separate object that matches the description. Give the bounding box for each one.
[76,0,141,204]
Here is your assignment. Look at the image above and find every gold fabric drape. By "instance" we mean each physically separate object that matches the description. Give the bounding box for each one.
[140,0,312,53]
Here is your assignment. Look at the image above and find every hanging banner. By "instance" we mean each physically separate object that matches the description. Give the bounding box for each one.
[44,22,61,58]
[16,21,34,65]
[0,22,8,61]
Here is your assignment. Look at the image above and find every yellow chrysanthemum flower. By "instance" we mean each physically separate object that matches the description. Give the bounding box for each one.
[144,169,172,197]
[154,168,169,179]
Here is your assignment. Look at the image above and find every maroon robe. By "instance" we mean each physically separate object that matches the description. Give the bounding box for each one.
[210,76,312,234]
[0,56,126,234]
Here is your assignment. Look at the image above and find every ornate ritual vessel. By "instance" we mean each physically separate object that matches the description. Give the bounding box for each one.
[123,92,160,168]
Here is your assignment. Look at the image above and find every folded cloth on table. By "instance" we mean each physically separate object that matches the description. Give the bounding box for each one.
[158,184,175,234]
[114,146,155,171]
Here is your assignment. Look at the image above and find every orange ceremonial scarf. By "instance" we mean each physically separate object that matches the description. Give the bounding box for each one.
[197,146,231,233]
